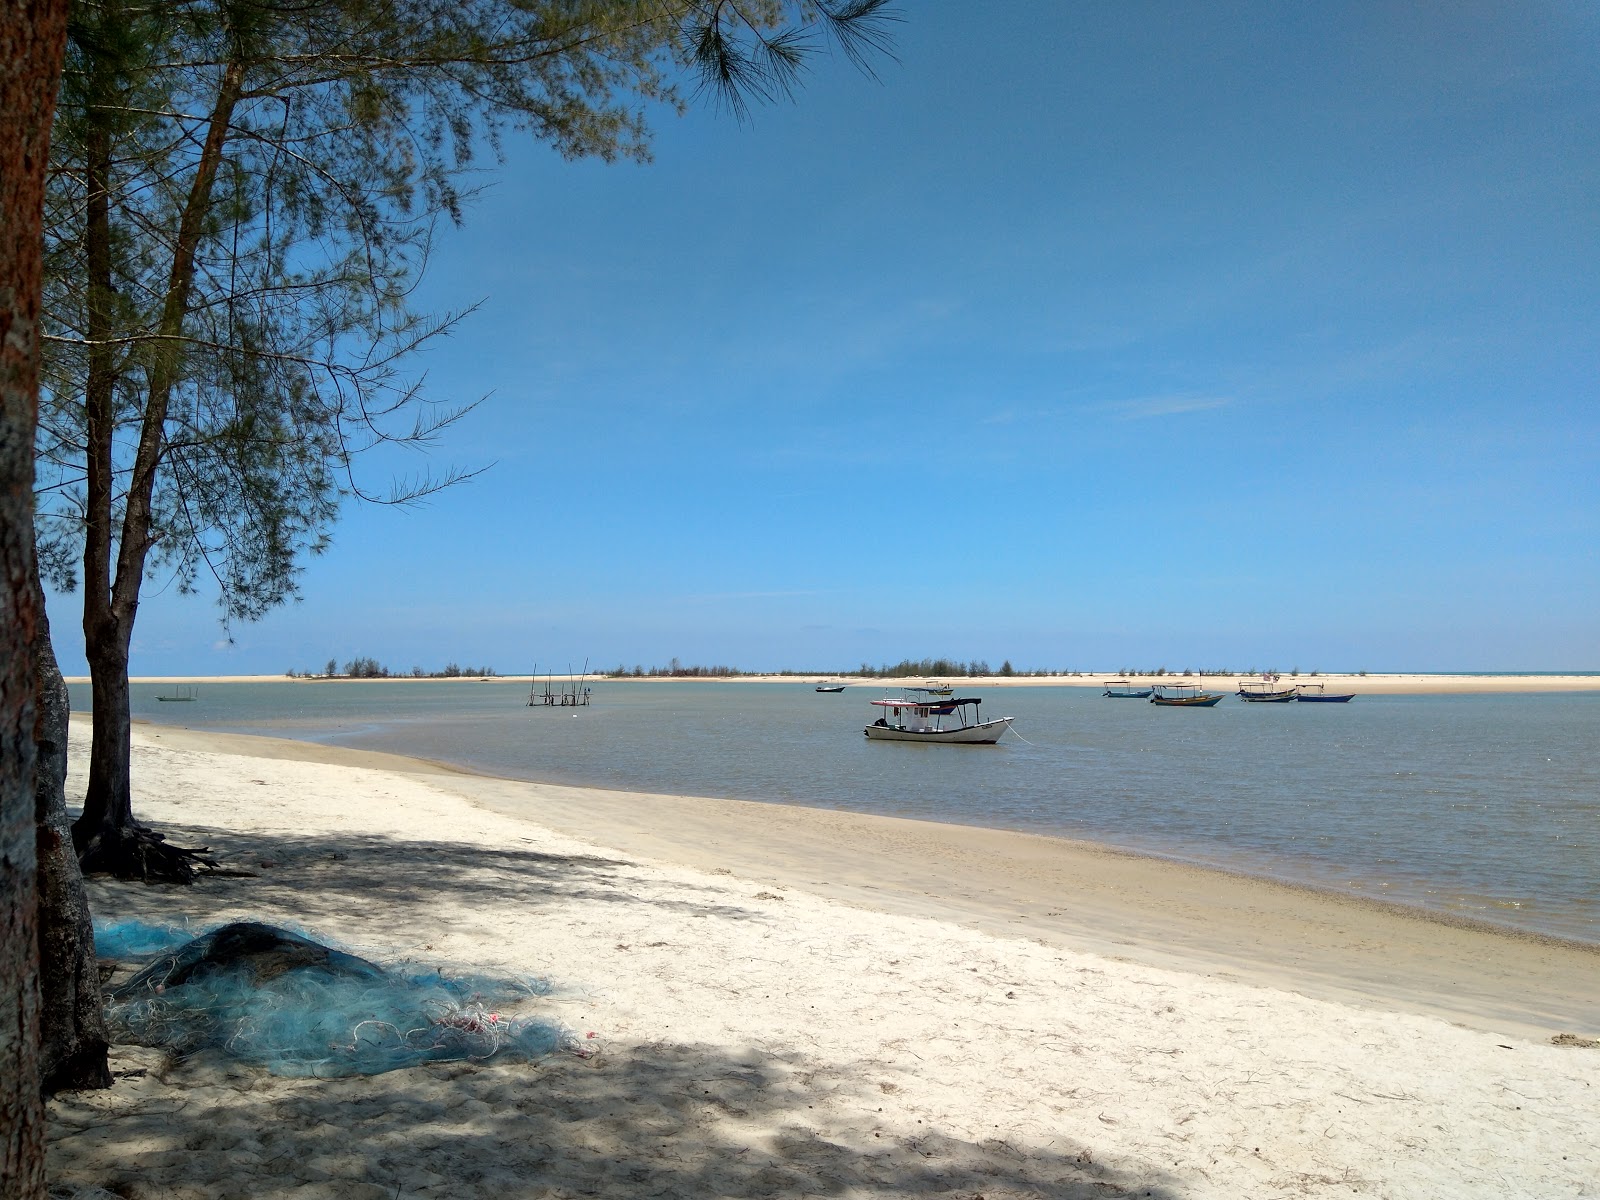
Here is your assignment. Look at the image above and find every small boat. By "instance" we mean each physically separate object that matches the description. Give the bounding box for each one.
[1101,679,1154,698]
[1295,682,1355,703]
[1149,684,1225,707]
[1237,676,1298,703]
[815,684,846,693]
[917,680,955,697]
[864,694,1013,743]
[1237,686,1298,703]
[155,685,198,703]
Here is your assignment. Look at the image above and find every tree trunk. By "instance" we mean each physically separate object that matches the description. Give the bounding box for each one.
[70,34,245,883]
[33,569,111,1094]
[72,627,137,865]
[73,628,211,882]
[2,0,69,1193]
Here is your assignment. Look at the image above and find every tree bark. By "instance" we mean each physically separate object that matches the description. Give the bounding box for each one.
[2,0,70,1193]
[33,569,111,1095]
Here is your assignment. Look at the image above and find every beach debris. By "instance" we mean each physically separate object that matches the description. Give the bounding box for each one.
[1551,1032,1600,1049]
[94,920,566,1077]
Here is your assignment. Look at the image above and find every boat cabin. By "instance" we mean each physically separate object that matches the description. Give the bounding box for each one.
[870,695,981,732]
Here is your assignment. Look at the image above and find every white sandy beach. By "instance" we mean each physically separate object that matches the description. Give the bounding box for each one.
[47,717,1599,1200]
[101,672,1600,694]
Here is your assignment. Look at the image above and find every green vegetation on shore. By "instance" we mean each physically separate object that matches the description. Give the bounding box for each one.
[610,657,1045,679]
[605,660,1369,679]
[282,658,1374,682]
[289,659,498,680]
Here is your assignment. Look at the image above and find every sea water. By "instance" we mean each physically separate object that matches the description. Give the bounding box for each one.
[80,680,1600,946]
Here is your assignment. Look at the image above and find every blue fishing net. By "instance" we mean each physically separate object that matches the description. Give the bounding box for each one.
[93,917,196,960]
[95,920,565,1077]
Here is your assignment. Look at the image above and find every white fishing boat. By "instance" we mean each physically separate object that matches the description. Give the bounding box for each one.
[863,693,1013,744]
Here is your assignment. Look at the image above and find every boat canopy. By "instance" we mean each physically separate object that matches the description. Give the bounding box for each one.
[872,697,981,712]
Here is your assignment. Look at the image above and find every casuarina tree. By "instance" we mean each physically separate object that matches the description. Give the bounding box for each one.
[3,0,71,1193]
[35,0,897,881]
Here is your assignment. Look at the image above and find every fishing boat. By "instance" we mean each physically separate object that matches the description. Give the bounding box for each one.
[1101,679,1154,698]
[1236,674,1298,703]
[1149,683,1225,707]
[918,680,955,697]
[155,685,198,703]
[864,693,1013,743]
[815,684,846,693]
[1295,682,1355,703]
[1237,681,1299,703]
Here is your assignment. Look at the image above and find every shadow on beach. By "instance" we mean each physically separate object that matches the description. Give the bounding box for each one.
[56,820,1184,1198]
[85,819,765,938]
[50,1036,1181,1200]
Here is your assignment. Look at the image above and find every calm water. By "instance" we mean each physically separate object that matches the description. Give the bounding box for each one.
[80,681,1600,945]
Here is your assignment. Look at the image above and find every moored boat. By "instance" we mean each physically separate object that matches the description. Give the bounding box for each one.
[815,684,846,693]
[864,694,1013,743]
[1237,675,1298,703]
[1101,679,1154,698]
[1150,683,1226,707]
[1295,682,1355,703]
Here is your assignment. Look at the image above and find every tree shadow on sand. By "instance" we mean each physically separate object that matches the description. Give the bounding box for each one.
[83,819,770,947]
[50,1036,1183,1200]
[62,819,1187,1198]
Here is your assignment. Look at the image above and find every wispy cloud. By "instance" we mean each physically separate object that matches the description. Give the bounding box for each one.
[1108,394,1236,420]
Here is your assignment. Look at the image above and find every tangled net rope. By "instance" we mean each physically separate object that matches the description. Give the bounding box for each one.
[96,920,569,1077]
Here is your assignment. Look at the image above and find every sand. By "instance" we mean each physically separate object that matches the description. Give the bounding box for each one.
[94,672,1600,693]
[47,717,1599,1200]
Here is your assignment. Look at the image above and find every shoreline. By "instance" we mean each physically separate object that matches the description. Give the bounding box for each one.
[75,670,1600,693]
[50,717,1600,1199]
[108,717,1600,1039]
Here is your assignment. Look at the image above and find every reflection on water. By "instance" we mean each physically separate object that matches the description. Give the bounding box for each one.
[85,680,1600,945]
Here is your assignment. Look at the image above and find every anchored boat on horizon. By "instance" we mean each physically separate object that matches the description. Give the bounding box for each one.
[1237,675,1299,703]
[1101,679,1154,698]
[1150,683,1227,707]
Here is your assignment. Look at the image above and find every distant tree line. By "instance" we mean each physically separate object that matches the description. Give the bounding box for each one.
[1111,668,1339,678]
[592,660,1376,681]
[607,658,742,678]
[288,659,498,679]
[608,657,1092,679]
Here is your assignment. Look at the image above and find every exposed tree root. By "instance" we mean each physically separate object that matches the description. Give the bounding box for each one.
[76,823,217,885]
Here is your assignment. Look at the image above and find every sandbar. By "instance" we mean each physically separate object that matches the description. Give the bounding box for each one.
[85,671,1600,693]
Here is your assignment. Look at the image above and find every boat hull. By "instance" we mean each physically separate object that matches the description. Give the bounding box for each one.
[1150,694,1225,707]
[864,717,1013,744]
[1238,692,1297,703]
[1296,693,1354,702]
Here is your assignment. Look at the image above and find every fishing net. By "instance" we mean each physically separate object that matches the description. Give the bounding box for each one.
[95,920,565,1077]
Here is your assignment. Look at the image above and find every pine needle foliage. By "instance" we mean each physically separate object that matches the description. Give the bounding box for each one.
[34,0,896,879]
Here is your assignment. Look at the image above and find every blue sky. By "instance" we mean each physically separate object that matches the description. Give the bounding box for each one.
[50,1,1600,675]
